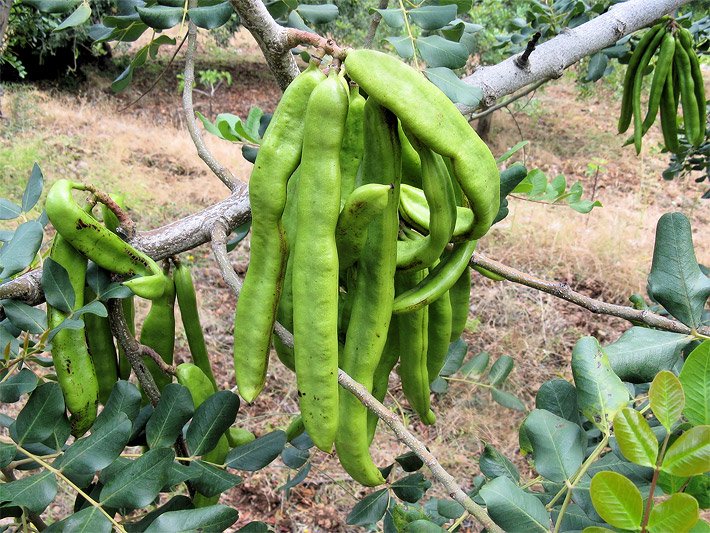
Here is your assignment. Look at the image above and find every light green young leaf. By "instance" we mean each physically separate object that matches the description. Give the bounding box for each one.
[424,68,482,107]
[416,35,469,69]
[661,426,710,477]
[649,370,685,431]
[613,408,657,468]
[408,4,457,30]
[572,337,630,431]
[589,471,643,530]
[678,341,709,426]
[647,493,699,533]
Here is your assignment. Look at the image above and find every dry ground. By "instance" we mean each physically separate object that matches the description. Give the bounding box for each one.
[0,30,708,532]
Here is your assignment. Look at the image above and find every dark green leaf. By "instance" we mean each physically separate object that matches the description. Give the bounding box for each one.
[0,220,43,279]
[0,368,38,403]
[124,495,194,533]
[589,471,643,529]
[236,522,270,532]
[649,370,685,431]
[346,488,390,525]
[3,300,47,333]
[162,461,193,490]
[440,339,467,376]
[55,1,91,30]
[661,426,710,477]
[143,505,239,532]
[392,473,432,503]
[479,443,519,482]
[99,282,133,301]
[279,461,311,491]
[487,355,514,386]
[296,3,338,23]
[686,474,709,509]
[42,258,75,313]
[0,471,56,513]
[403,520,446,532]
[42,415,71,451]
[136,5,183,29]
[386,36,415,59]
[226,220,251,252]
[479,476,550,532]
[99,448,174,508]
[491,388,526,411]
[606,327,692,383]
[226,430,286,471]
[647,213,710,329]
[585,52,608,81]
[93,380,142,433]
[535,378,580,424]
[613,408,657,468]
[429,376,448,394]
[46,317,84,342]
[86,262,110,298]
[146,383,194,449]
[59,413,132,483]
[521,409,585,482]
[409,4,456,30]
[396,451,424,472]
[375,8,404,28]
[186,391,240,456]
[10,382,65,445]
[22,0,78,12]
[74,300,108,318]
[678,341,709,426]
[572,336,629,430]
[436,499,464,519]
[187,460,242,497]
[424,68,482,107]
[460,351,489,378]
[0,199,22,220]
[0,442,16,468]
[188,2,233,29]
[62,505,112,532]
[21,164,44,212]
[281,444,309,469]
[416,35,469,69]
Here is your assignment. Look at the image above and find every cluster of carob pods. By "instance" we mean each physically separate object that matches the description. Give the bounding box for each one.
[44,180,251,505]
[233,49,502,486]
[618,19,706,154]
[41,49,504,488]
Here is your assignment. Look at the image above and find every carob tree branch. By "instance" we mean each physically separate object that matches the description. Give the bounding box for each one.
[469,252,710,337]
[459,0,692,112]
[364,0,389,48]
[337,369,504,533]
[182,9,239,191]
[228,0,299,91]
[468,78,549,121]
[107,298,163,406]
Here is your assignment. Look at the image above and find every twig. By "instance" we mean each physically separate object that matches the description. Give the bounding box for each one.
[140,345,176,376]
[285,29,347,60]
[85,185,136,238]
[363,0,389,48]
[210,220,294,350]
[119,33,188,112]
[210,219,242,296]
[469,252,708,337]
[469,78,548,121]
[337,370,503,533]
[514,32,541,69]
[182,14,238,191]
[107,298,163,406]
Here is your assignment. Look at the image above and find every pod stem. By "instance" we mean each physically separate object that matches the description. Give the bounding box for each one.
[286,29,347,60]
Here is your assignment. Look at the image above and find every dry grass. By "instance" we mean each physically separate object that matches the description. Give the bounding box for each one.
[0,38,708,532]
